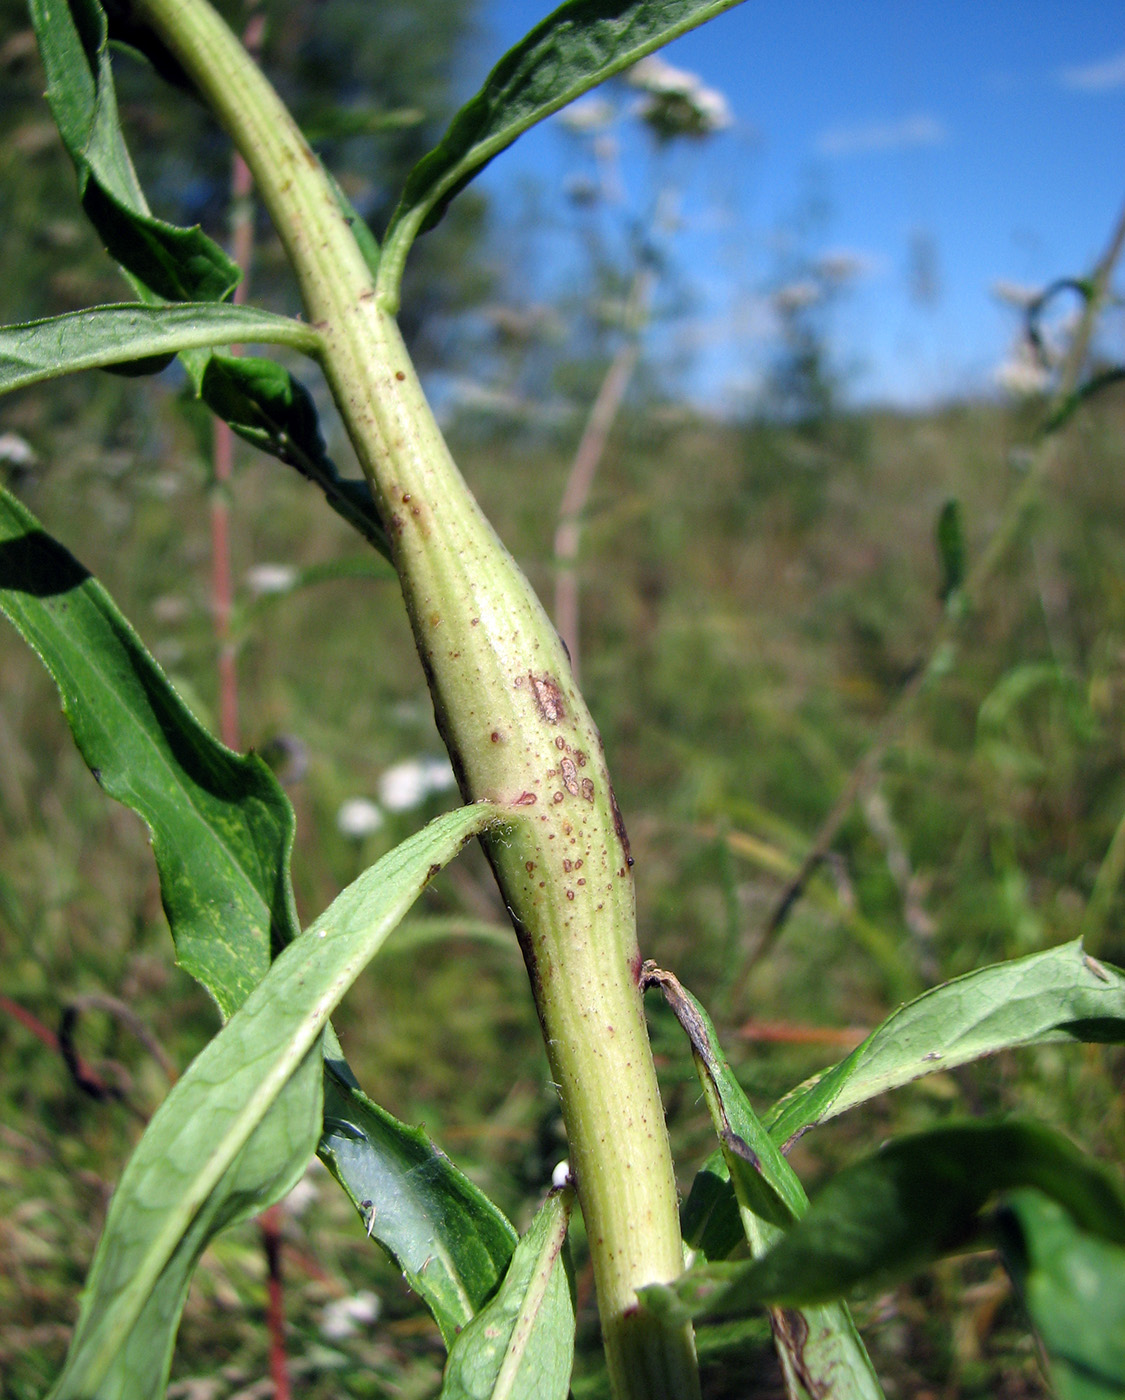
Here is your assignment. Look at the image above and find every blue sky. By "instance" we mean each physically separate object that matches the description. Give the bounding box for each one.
[467,1,1124,410]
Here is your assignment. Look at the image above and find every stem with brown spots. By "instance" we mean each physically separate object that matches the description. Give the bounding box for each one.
[130,0,698,1394]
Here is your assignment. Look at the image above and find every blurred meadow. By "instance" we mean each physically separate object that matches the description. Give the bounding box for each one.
[1,1,1124,1396]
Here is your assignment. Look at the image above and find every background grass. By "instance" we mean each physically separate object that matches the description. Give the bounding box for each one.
[2,351,1124,1397]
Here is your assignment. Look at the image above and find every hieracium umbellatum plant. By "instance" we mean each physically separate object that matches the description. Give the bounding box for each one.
[2,3,1124,1398]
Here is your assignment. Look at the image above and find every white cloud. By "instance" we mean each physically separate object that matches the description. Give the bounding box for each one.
[1060,49,1125,92]
[816,113,947,158]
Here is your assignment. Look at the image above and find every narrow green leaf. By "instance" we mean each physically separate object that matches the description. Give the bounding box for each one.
[320,1046,518,1348]
[51,802,501,1400]
[767,941,1125,1148]
[643,1120,1125,1325]
[31,0,239,302]
[647,967,884,1399]
[935,497,965,603]
[377,0,746,308]
[0,304,321,397]
[0,485,298,1016]
[681,1151,742,1261]
[1,488,511,1355]
[999,1190,1125,1400]
[197,354,391,558]
[28,0,388,554]
[646,966,802,1226]
[53,1044,323,1400]
[440,1187,575,1400]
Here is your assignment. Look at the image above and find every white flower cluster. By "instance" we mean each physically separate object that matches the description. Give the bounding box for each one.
[994,341,1051,396]
[0,431,36,467]
[557,96,615,135]
[991,280,1044,311]
[319,1289,381,1341]
[378,754,457,811]
[336,797,385,839]
[335,755,458,838]
[626,55,732,140]
[245,562,297,596]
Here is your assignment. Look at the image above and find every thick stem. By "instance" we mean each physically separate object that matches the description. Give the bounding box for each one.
[130,0,697,1393]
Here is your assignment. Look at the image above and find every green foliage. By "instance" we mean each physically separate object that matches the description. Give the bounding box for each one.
[192,354,391,557]
[650,968,884,1398]
[31,0,238,303]
[440,1187,575,1400]
[935,497,965,604]
[378,0,747,306]
[1000,1190,1125,1400]
[320,1051,518,1347]
[0,483,298,1016]
[2,0,1124,1394]
[767,940,1125,1145]
[0,303,318,394]
[51,801,501,1399]
[646,1120,1125,1320]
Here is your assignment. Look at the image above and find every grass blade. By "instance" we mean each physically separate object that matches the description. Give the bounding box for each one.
[50,803,501,1400]
[440,1187,575,1400]
[377,0,745,307]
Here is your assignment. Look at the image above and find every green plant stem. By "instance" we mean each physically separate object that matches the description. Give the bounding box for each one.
[128,0,697,1393]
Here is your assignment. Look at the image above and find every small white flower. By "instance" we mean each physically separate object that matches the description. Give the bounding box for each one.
[773,280,822,313]
[378,755,457,812]
[283,1174,319,1218]
[152,594,190,624]
[558,97,615,134]
[319,1290,381,1341]
[0,432,36,467]
[245,563,297,596]
[336,798,385,838]
[627,56,732,138]
[992,279,1043,310]
[419,754,457,794]
[815,250,870,285]
[995,349,1051,396]
[551,1159,572,1189]
[627,55,698,97]
[693,85,733,133]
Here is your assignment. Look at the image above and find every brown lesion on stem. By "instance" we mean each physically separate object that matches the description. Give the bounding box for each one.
[528,672,566,725]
